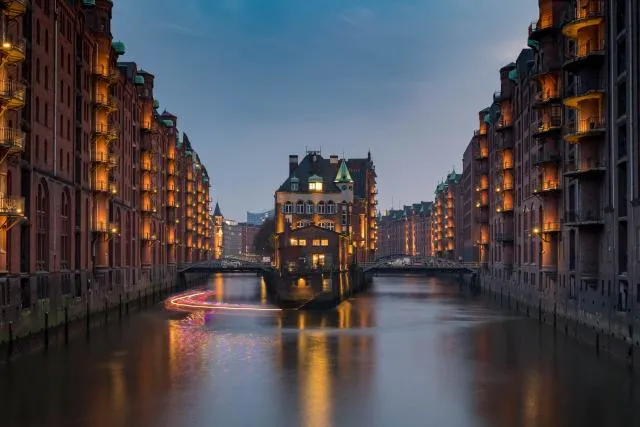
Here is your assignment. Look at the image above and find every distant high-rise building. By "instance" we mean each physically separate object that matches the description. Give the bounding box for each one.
[247,209,275,226]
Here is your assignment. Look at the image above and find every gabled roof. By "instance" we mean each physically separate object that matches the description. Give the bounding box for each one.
[277,153,342,193]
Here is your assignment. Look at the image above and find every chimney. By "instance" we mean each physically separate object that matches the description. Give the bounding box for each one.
[330,155,339,165]
[289,155,298,175]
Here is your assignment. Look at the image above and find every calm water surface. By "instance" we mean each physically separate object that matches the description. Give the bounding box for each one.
[1,274,639,427]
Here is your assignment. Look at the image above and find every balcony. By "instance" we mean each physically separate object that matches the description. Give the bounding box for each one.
[94,65,118,83]
[562,0,605,39]
[93,221,119,235]
[564,39,605,72]
[2,0,28,19]
[95,94,118,112]
[496,181,514,192]
[501,161,514,171]
[0,195,24,216]
[141,161,158,172]
[0,127,24,154]
[565,210,604,227]
[495,117,513,132]
[94,123,118,141]
[91,151,118,168]
[528,16,556,41]
[495,233,514,243]
[475,239,489,247]
[532,89,561,108]
[533,179,561,195]
[0,35,26,63]
[532,151,562,166]
[564,159,607,177]
[92,179,117,195]
[0,80,25,109]
[563,79,605,109]
[532,116,562,138]
[140,183,156,193]
[475,183,489,192]
[141,233,158,242]
[473,129,487,137]
[564,117,605,143]
[496,203,514,214]
[141,203,157,214]
[541,222,561,233]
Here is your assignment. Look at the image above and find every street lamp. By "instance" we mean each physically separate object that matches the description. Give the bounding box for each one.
[531,226,552,242]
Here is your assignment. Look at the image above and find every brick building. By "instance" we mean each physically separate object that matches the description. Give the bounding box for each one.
[431,171,462,259]
[453,0,640,345]
[0,0,212,334]
[378,202,432,258]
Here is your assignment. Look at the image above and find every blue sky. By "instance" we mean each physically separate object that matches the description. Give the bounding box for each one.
[112,0,537,220]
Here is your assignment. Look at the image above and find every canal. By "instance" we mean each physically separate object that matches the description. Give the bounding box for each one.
[1,274,639,427]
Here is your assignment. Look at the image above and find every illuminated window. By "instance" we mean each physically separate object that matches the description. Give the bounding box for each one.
[296,220,311,229]
[309,182,323,191]
[312,239,321,246]
[321,239,329,246]
[290,238,299,246]
[298,239,307,246]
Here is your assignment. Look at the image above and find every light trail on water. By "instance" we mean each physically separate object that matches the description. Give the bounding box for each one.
[166,290,283,313]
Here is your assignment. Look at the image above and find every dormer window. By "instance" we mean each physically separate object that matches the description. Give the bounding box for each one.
[308,175,323,191]
[290,176,299,192]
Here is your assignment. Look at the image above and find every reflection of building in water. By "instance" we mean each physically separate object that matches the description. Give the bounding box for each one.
[273,301,376,426]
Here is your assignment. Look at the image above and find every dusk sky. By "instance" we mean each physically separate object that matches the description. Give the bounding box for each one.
[112,0,537,221]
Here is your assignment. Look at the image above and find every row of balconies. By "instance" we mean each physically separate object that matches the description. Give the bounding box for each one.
[529,1,604,40]
[92,179,118,195]
[2,0,28,19]
[0,79,25,109]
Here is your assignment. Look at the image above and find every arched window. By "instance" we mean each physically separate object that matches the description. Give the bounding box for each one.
[36,180,49,271]
[36,58,40,83]
[44,66,49,89]
[305,201,314,214]
[327,201,336,214]
[60,189,70,270]
[283,202,293,214]
[295,201,304,214]
[317,201,326,215]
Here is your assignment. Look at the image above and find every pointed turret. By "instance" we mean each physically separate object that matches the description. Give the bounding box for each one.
[213,202,223,217]
[334,160,354,184]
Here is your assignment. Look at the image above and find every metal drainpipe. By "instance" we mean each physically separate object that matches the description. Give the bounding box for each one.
[609,2,617,306]
[52,1,59,264]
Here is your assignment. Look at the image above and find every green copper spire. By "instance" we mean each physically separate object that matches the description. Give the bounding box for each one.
[334,160,354,183]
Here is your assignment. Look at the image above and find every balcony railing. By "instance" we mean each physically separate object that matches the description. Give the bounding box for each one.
[141,233,158,241]
[95,123,118,140]
[533,89,560,106]
[502,161,514,170]
[473,129,487,137]
[564,159,607,176]
[0,35,26,62]
[566,39,605,62]
[496,117,513,131]
[541,222,561,233]
[0,195,24,216]
[94,65,118,82]
[533,180,561,194]
[532,116,562,136]
[141,162,158,172]
[474,149,488,160]
[565,210,604,225]
[475,184,489,192]
[91,151,118,168]
[141,203,157,213]
[93,221,118,234]
[0,80,26,108]
[565,117,605,142]
[2,0,28,19]
[95,94,118,111]
[475,200,489,209]
[566,0,604,24]
[0,127,25,153]
[529,16,554,37]
[564,78,605,100]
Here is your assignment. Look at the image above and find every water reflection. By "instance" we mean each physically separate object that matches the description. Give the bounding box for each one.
[0,274,639,427]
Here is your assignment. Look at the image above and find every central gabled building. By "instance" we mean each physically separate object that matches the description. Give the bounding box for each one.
[274,151,376,273]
